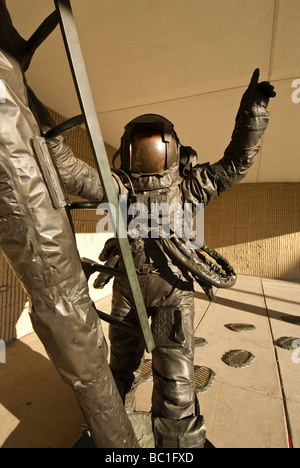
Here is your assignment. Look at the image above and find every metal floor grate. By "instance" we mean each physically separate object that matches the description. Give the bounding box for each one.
[194,366,216,394]
[222,349,256,368]
[275,336,300,350]
[140,359,153,384]
[195,337,208,348]
[225,323,256,333]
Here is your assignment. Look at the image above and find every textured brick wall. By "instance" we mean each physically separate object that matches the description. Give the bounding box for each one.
[204,182,300,280]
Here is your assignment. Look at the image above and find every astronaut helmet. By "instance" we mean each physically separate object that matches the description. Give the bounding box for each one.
[120,114,180,175]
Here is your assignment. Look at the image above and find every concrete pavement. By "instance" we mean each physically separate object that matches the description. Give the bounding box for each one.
[0,275,299,448]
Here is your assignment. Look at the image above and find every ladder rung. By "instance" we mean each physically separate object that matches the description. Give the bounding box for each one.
[70,201,99,210]
[26,10,59,55]
[96,309,141,338]
[43,114,85,138]
[81,257,125,280]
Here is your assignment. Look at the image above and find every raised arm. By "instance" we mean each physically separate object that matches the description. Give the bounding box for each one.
[182,69,276,206]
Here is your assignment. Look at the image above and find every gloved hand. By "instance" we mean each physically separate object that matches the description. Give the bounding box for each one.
[93,238,120,289]
[236,68,276,121]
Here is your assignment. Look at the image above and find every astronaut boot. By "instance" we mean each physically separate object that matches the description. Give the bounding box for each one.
[153,414,206,449]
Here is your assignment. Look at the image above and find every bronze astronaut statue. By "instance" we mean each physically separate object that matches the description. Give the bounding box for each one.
[0,0,276,450]
[94,73,276,448]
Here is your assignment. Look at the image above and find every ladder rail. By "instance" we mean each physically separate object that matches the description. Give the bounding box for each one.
[53,0,154,352]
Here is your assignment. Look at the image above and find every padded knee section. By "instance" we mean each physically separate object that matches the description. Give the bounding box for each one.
[151,305,196,419]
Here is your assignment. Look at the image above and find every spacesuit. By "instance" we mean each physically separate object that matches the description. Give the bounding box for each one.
[94,74,276,448]
[0,0,138,448]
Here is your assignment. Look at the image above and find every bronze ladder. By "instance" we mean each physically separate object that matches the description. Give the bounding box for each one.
[26,0,155,352]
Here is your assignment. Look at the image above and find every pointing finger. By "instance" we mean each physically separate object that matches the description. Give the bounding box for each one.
[250,68,260,87]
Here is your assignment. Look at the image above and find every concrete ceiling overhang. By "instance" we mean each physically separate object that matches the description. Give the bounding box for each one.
[6,0,300,183]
